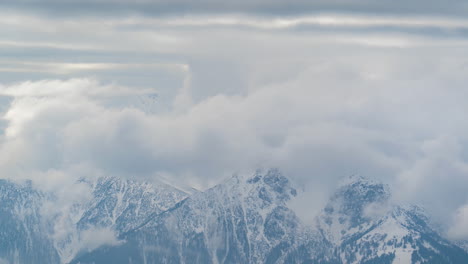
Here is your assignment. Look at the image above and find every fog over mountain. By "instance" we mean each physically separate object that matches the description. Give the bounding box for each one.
[0,0,467,263]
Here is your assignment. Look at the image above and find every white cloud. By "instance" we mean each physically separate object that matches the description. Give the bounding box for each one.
[363,201,392,221]
[79,227,123,253]
[1,50,467,225]
[112,14,468,30]
[2,47,468,187]
[448,204,468,240]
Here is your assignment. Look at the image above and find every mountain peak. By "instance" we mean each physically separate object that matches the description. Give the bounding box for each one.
[317,175,392,245]
[335,175,391,204]
[339,174,383,187]
[244,168,298,201]
[247,168,294,189]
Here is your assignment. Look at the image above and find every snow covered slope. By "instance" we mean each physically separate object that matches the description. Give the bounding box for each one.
[77,176,188,233]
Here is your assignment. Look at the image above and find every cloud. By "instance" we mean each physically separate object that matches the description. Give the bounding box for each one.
[3,0,468,17]
[1,2,468,241]
[1,11,468,61]
[54,224,123,263]
[78,227,123,253]
[393,137,468,223]
[448,204,468,240]
[112,14,468,30]
[1,47,468,230]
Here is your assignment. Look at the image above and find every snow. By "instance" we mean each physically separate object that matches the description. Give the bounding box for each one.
[393,247,413,264]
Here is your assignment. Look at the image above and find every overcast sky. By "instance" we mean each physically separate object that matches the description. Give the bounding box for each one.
[1,0,468,239]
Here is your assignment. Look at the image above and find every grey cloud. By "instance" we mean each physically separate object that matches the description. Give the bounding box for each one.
[3,0,468,17]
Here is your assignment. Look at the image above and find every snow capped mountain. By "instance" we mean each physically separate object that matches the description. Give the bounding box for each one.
[0,179,60,264]
[0,176,187,264]
[0,170,467,263]
[317,176,468,264]
[317,175,392,246]
[55,176,188,262]
[72,169,314,264]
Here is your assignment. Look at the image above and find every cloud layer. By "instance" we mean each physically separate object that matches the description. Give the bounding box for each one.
[3,0,468,16]
[0,3,468,240]
[2,51,468,236]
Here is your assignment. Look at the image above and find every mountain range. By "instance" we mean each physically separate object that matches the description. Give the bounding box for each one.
[0,169,467,263]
